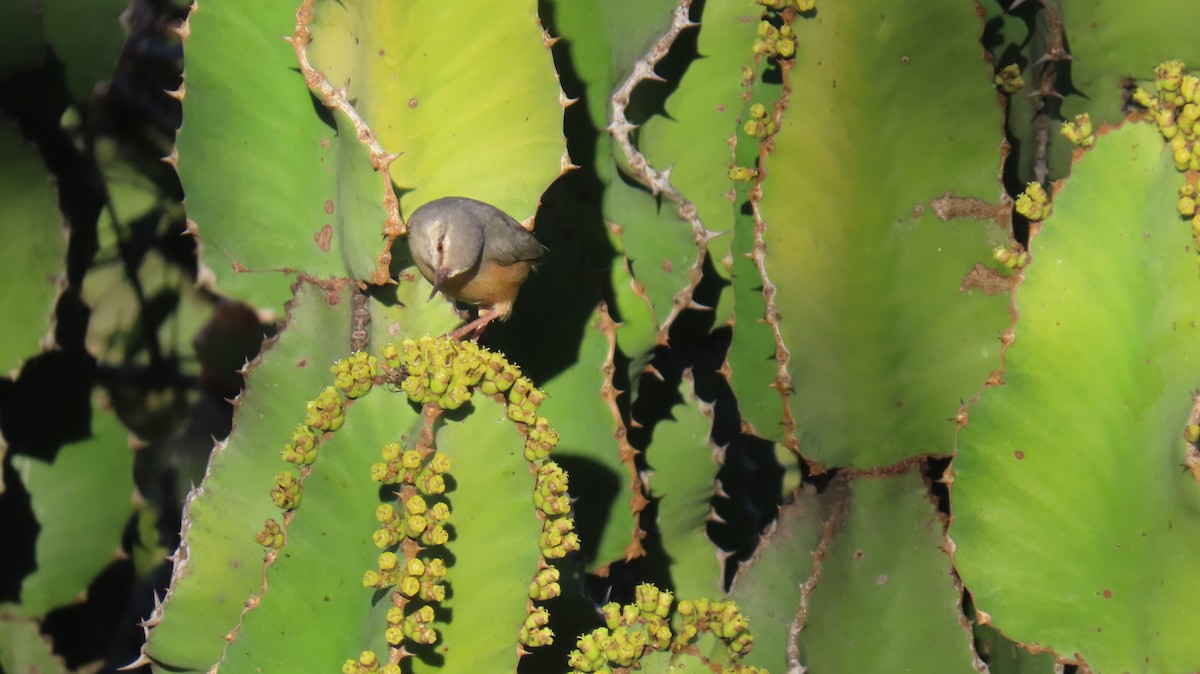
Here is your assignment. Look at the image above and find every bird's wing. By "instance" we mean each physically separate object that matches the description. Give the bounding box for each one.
[485,217,549,266]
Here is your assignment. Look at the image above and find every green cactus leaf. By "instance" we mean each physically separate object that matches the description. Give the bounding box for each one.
[606,180,698,334]
[553,0,698,335]
[175,0,329,311]
[82,249,210,370]
[0,0,126,99]
[0,125,64,375]
[793,473,976,672]
[724,487,825,671]
[974,624,1059,674]
[1062,1,1200,129]
[730,473,976,672]
[0,609,66,674]
[366,276,462,347]
[728,2,1012,469]
[83,145,207,369]
[719,56,784,330]
[413,400,546,672]
[552,0,679,129]
[41,0,129,101]
[177,0,565,312]
[144,280,357,670]
[982,3,1073,186]
[216,387,424,671]
[645,372,723,599]
[639,1,762,272]
[9,395,133,617]
[950,122,1200,673]
[537,308,640,569]
[0,1,43,75]
[220,379,551,671]
[304,0,566,223]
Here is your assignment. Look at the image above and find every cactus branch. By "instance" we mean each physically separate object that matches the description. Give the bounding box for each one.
[608,0,722,343]
[287,0,404,286]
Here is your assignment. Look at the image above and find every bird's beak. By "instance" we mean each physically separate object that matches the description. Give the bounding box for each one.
[428,268,449,302]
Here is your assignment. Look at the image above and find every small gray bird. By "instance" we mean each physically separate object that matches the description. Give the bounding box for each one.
[405,196,547,332]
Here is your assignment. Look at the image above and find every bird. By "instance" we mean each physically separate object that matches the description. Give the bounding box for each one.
[405,196,548,337]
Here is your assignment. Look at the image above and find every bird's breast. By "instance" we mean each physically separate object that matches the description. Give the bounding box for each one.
[442,260,533,311]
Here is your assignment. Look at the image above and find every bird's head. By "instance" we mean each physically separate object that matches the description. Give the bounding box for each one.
[407,201,486,300]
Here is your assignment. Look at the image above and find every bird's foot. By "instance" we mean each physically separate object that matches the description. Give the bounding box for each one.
[448,310,503,341]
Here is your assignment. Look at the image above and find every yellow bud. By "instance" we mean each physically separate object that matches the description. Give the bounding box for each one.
[405,557,426,577]
[400,575,421,597]
[1174,147,1191,171]
[1156,59,1186,92]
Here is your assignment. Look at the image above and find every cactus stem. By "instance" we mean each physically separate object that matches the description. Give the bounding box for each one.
[288,0,405,286]
[741,53,802,459]
[1184,392,1200,482]
[607,0,723,341]
[595,306,647,562]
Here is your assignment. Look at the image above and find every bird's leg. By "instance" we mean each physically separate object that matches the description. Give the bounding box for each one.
[448,309,504,341]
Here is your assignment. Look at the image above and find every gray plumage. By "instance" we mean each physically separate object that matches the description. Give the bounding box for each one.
[407,197,546,282]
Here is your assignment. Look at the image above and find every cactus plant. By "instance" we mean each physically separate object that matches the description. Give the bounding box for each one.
[7,0,1200,672]
[0,125,65,374]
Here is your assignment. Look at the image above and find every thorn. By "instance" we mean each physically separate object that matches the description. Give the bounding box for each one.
[685,300,712,311]
[170,19,190,41]
[1034,50,1072,67]
[714,479,729,498]
[1026,88,1063,100]
[118,653,153,671]
[711,443,727,465]
[1007,0,1027,8]
[642,364,665,381]
[164,84,185,101]
[606,121,635,136]
[161,147,179,168]
[377,152,402,171]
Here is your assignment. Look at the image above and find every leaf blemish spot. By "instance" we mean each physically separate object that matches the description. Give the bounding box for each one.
[315,224,333,252]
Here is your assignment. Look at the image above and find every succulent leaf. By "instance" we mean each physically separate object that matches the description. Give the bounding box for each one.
[951,122,1200,672]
